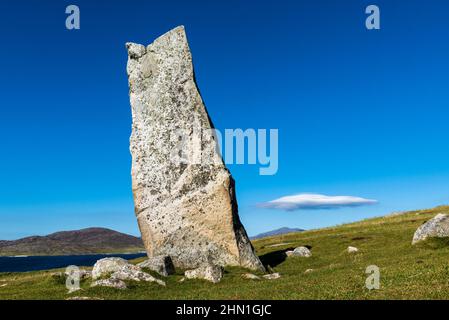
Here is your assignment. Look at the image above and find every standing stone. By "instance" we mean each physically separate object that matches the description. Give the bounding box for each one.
[126,26,264,271]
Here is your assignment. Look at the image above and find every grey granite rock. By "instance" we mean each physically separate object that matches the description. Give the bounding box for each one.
[241,273,261,280]
[290,246,312,257]
[412,213,449,244]
[262,273,281,280]
[111,264,165,286]
[126,26,264,271]
[185,264,223,283]
[137,256,175,277]
[347,246,359,253]
[92,257,131,279]
[91,278,127,290]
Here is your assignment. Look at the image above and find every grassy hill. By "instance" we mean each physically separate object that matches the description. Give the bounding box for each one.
[1,205,449,299]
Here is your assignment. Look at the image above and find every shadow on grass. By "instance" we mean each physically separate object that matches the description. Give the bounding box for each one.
[415,237,449,250]
[259,247,295,268]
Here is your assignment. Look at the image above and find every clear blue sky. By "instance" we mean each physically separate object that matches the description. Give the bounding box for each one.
[1,0,449,239]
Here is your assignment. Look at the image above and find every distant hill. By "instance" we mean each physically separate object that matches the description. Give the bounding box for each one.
[0,228,145,256]
[251,227,304,239]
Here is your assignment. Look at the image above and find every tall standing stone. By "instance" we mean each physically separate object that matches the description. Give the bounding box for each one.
[126,26,264,271]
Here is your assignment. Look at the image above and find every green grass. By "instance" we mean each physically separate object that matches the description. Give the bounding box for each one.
[2,205,449,299]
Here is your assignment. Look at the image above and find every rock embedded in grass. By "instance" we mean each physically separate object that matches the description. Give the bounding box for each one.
[92,257,131,279]
[91,278,127,290]
[412,213,449,244]
[137,256,175,277]
[288,246,312,257]
[304,269,313,274]
[262,273,281,280]
[111,264,166,286]
[347,246,359,253]
[241,273,261,280]
[184,264,223,283]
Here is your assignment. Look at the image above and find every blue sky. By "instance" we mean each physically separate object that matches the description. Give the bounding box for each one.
[1,0,449,239]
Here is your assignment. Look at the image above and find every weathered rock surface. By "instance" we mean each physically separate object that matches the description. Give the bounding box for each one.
[91,257,165,286]
[126,26,264,271]
[347,246,359,253]
[288,246,312,257]
[137,255,175,276]
[92,257,131,279]
[91,278,127,290]
[111,265,166,286]
[262,273,281,280]
[185,264,223,283]
[412,213,449,244]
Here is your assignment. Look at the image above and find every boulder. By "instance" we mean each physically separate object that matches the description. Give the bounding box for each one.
[412,213,449,244]
[92,257,132,279]
[137,256,175,277]
[185,264,223,283]
[262,273,281,280]
[290,246,312,257]
[91,278,127,290]
[126,26,264,272]
[111,264,165,286]
[347,246,359,253]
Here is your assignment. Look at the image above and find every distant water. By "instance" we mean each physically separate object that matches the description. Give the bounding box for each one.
[0,252,147,273]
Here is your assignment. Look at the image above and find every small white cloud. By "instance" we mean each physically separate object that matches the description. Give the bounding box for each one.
[259,193,378,211]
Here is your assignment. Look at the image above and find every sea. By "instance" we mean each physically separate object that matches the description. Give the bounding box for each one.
[0,252,147,273]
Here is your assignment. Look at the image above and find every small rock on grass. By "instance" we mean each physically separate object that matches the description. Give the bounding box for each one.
[304,269,313,274]
[111,264,166,286]
[137,256,175,277]
[91,278,127,290]
[92,257,131,279]
[287,246,312,257]
[241,273,261,280]
[262,273,281,280]
[347,246,359,253]
[412,213,449,244]
[185,264,223,283]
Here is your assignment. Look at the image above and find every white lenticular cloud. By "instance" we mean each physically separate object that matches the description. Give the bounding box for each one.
[259,193,378,211]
